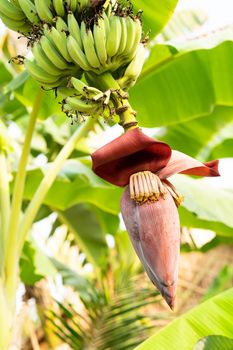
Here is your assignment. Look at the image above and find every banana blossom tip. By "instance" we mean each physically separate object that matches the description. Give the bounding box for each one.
[91,128,220,309]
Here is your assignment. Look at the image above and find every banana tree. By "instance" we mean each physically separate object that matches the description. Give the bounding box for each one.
[0,0,232,349]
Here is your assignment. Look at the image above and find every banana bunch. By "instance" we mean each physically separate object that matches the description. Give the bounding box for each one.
[0,0,146,124]
[60,77,115,120]
[24,9,144,89]
[67,12,143,74]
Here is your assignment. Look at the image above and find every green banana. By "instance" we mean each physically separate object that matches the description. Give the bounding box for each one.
[78,0,89,11]
[34,0,54,24]
[67,12,83,49]
[80,21,86,43]
[102,12,110,34]
[118,43,147,89]
[106,15,121,58]
[65,96,98,113]
[40,35,69,70]
[124,16,136,56]
[57,87,77,98]
[127,18,142,60]
[71,77,101,98]
[25,59,63,85]
[46,26,72,62]
[32,42,63,76]
[18,0,40,25]
[55,16,68,32]
[71,77,88,94]
[93,17,107,66]
[117,16,127,56]
[66,0,77,12]
[52,0,65,17]
[0,10,30,34]
[0,0,25,21]
[82,25,101,69]
[67,35,91,71]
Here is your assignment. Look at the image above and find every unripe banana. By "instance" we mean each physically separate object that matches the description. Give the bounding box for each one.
[64,97,98,113]
[93,17,107,66]
[55,16,68,32]
[52,0,65,17]
[66,0,77,12]
[71,77,102,98]
[25,59,64,86]
[124,16,136,56]
[67,12,83,49]
[127,18,142,60]
[71,77,88,95]
[34,0,54,24]
[18,0,40,25]
[40,35,70,70]
[102,12,110,34]
[32,42,63,76]
[118,43,147,90]
[82,24,101,69]
[57,87,77,98]
[46,26,73,62]
[117,16,127,56]
[0,10,30,34]
[106,15,121,58]
[78,0,89,11]
[0,0,25,21]
[67,35,91,71]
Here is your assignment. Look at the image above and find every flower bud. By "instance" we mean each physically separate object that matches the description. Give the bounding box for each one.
[121,187,180,309]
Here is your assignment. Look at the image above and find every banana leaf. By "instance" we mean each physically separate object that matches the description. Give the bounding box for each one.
[135,288,233,350]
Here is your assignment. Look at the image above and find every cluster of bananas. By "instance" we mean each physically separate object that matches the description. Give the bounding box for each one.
[59,77,116,122]
[0,0,92,34]
[0,0,147,122]
[24,10,144,88]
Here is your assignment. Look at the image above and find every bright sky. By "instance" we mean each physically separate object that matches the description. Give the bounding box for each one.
[177,0,233,29]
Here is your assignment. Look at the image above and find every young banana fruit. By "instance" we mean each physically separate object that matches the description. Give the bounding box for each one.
[117,43,147,90]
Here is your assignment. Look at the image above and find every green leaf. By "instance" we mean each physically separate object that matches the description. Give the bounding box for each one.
[173,175,233,234]
[3,70,28,94]
[57,204,114,267]
[15,77,63,120]
[133,0,179,38]
[208,139,233,160]
[135,288,233,350]
[161,106,233,158]
[203,266,233,301]
[130,41,233,127]
[20,241,56,285]
[179,206,233,237]
[0,62,13,86]
[194,335,233,350]
[23,159,122,215]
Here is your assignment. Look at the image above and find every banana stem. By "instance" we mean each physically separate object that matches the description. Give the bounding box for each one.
[5,88,44,302]
[18,116,97,251]
[86,72,138,131]
[0,279,12,350]
[0,151,10,275]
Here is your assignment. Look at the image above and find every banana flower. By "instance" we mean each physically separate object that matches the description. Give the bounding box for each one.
[91,128,219,309]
